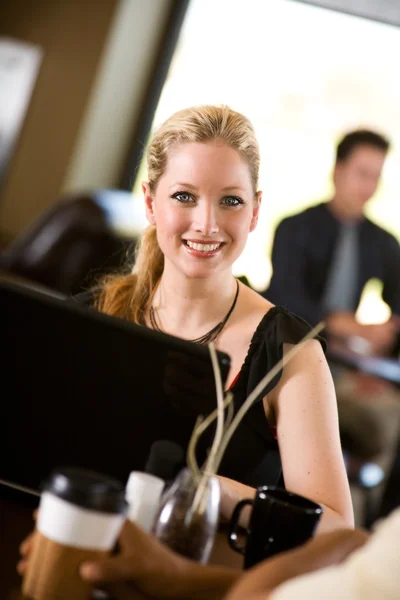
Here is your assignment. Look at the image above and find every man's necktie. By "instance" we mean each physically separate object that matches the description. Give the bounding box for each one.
[322,223,359,313]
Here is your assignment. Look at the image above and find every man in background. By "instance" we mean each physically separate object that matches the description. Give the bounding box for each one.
[264,129,400,525]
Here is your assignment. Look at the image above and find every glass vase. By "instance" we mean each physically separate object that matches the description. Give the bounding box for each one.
[151,467,220,564]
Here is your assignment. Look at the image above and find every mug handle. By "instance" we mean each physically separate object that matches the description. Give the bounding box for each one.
[228,498,254,554]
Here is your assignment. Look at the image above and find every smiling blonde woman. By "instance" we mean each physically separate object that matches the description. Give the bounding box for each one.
[78,105,354,533]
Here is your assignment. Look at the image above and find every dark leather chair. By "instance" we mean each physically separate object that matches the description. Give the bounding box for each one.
[0,192,137,296]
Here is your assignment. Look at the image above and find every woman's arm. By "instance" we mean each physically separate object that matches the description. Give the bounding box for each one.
[217,340,353,533]
[271,339,354,532]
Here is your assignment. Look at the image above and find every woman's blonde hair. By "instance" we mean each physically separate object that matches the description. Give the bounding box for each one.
[96,105,260,323]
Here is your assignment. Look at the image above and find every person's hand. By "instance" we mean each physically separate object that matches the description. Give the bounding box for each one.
[81,519,238,600]
[18,514,191,600]
[360,321,398,355]
[79,519,191,600]
[325,313,397,356]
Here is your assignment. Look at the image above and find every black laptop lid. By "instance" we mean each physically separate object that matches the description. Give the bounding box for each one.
[1,281,231,491]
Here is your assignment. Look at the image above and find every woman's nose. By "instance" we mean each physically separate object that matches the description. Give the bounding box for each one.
[192,202,219,235]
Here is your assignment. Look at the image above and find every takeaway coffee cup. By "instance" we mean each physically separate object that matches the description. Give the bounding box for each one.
[22,467,127,600]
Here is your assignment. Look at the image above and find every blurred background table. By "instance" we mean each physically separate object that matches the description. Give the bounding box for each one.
[327,336,400,387]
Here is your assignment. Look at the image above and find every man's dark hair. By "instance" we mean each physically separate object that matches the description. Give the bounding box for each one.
[336,129,390,163]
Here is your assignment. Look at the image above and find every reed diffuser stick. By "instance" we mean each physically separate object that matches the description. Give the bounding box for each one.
[186,415,203,480]
[189,344,232,515]
[202,343,227,477]
[186,393,234,479]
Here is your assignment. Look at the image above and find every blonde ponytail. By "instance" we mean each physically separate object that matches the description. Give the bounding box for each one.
[131,225,164,322]
[95,225,163,324]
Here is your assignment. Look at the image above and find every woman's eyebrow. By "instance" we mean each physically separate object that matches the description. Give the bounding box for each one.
[220,185,245,192]
[168,182,198,191]
[168,183,246,192]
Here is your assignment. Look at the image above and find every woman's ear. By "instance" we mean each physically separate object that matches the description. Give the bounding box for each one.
[143,182,156,226]
[249,191,262,232]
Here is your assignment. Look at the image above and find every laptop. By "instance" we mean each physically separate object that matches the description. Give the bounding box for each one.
[1,280,231,495]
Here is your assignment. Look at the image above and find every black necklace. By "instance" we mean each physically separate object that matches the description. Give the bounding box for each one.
[149,279,240,345]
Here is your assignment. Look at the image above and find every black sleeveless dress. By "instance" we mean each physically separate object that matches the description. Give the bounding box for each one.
[219,307,326,487]
[72,292,326,488]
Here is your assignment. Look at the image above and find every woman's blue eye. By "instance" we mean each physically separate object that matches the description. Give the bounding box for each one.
[172,192,193,203]
[222,196,243,207]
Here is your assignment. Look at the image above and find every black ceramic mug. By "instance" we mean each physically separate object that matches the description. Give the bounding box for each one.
[228,486,323,569]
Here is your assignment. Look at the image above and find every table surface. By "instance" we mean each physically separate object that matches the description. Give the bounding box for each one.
[0,484,242,599]
[327,338,400,385]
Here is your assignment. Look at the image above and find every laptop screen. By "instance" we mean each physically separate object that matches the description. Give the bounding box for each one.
[1,281,231,492]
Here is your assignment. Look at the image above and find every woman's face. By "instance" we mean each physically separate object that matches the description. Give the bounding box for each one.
[143,142,261,280]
